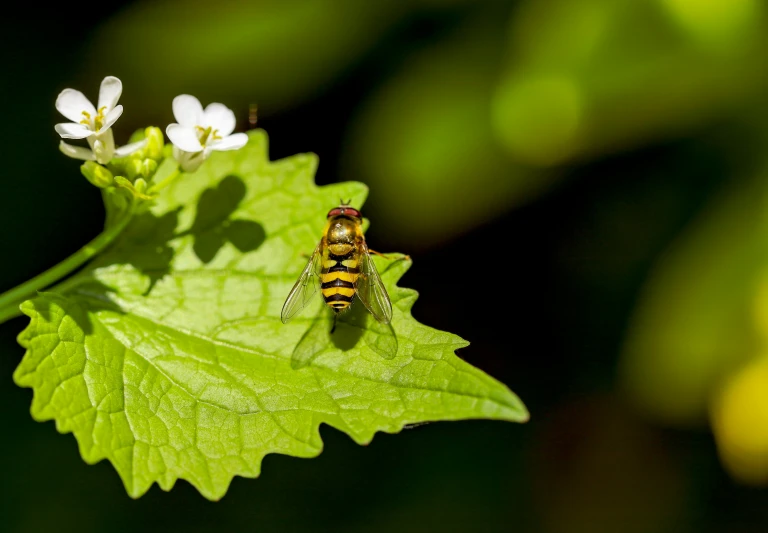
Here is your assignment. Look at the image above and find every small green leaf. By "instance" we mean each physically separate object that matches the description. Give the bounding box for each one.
[14,130,527,500]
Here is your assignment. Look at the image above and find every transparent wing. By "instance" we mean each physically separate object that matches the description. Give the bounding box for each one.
[281,243,323,323]
[356,243,393,324]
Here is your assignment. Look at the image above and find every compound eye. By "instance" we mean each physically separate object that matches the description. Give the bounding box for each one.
[327,208,343,218]
[342,208,361,218]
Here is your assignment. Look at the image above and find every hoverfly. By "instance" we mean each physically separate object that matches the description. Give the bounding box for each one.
[281,202,392,332]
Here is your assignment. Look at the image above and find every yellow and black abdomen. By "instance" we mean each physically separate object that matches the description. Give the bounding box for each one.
[320,250,360,313]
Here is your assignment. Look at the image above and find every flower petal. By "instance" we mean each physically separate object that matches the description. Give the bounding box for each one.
[210,133,248,151]
[174,147,207,173]
[203,103,236,136]
[166,123,204,152]
[55,122,95,139]
[59,141,96,161]
[97,76,122,112]
[98,105,123,133]
[172,94,204,127]
[88,129,115,164]
[114,138,149,158]
[56,89,96,123]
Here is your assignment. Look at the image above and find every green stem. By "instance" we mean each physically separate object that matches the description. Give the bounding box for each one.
[0,209,134,323]
[0,302,23,325]
[147,167,181,195]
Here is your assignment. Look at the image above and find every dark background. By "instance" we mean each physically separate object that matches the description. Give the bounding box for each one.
[2,1,768,532]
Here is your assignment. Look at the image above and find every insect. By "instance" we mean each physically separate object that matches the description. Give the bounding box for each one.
[281,202,392,332]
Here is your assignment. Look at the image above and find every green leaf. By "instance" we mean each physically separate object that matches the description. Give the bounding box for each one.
[14,130,527,500]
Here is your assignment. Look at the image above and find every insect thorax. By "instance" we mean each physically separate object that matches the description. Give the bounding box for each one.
[326,216,360,251]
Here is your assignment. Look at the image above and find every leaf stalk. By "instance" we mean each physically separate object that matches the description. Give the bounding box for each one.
[0,207,134,324]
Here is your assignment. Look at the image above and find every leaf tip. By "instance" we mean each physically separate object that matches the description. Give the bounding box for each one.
[498,391,530,423]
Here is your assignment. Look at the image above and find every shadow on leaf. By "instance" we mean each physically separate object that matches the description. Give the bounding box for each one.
[126,208,181,294]
[34,280,125,335]
[178,175,265,263]
[337,298,398,360]
[291,314,334,370]
[90,175,266,297]
[291,299,398,370]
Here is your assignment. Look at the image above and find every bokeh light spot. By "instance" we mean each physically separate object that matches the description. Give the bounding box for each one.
[492,75,582,167]
[660,0,759,44]
[711,356,768,485]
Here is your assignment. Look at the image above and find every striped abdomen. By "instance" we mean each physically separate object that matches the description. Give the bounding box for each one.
[321,249,360,313]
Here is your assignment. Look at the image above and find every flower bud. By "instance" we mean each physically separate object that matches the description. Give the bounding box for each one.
[134,178,148,195]
[114,176,133,190]
[80,161,115,188]
[141,159,158,179]
[124,159,143,180]
[114,175,154,201]
[143,127,165,161]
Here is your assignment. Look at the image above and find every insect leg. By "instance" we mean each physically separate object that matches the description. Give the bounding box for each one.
[367,249,411,262]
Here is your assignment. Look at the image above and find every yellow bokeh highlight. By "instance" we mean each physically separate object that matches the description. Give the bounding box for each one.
[660,0,760,45]
[711,356,768,485]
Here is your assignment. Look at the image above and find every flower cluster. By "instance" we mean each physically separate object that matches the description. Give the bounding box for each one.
[54,76,249,199]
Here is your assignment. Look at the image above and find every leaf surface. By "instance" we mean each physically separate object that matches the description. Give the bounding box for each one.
[14,130,527,500]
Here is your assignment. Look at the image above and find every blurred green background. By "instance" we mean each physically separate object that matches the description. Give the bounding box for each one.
[3,0,768,531]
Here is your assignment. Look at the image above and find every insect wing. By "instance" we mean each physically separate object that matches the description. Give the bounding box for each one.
[356,243,393,324]
[281,243,322,323]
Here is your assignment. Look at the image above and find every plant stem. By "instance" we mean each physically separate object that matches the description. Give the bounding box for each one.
[0,302,23,325]
[0,210,134,324]
[147,167,181,195]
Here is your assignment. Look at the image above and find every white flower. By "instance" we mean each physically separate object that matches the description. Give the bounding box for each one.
[166,95,248,173]
[55,76,145,164]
